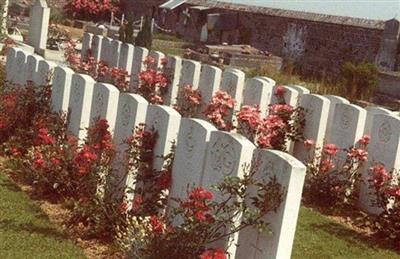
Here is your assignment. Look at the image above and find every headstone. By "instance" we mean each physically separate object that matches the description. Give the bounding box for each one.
[201,131,255,258]
[271,85,299,107]
[129,47,149,90]
[163,56,182,105]
[110,93,148,200]
[6,47,18,82]
[287,85,310,95]
[109,40,122,68]
[118,43,134,72]
[145,105,181,171]
[100,37,112,65]
[149,50,166,70]
[91,35,104,61]
[81,32,93,59]
[24,54,43,83]
[242,77,274,116]
[169,118,216,203]
[219,69,246,124]
[50,66,74,113]
[236,149,306,259]
[28,0,50,54]
[67,74,95,140]
[324,95,350,142]
[13,50,28,85]
[293,94,330,162]
[33,59,56,86]
[179,59,202,89]
[364,106,393,136]
[198,64,222,111]
[359,114,400,214]
[89,82,120,134]
[327,103,367,165]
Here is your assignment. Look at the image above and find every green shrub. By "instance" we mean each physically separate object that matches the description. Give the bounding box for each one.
[341,62,379,101]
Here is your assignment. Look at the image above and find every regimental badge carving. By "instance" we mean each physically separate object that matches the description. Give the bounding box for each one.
[121,103,131,127]
[378,120,392,143]
[184,125,196,158]
[95,91,105,117]
[209,138,236,176]
[340,108,351,130]
[307,101,316,118]
[72,81,81,105]
[260,159,275,178]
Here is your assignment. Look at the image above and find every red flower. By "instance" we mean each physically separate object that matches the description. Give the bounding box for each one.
[323,144,340,156]
[358,134,370,146]
[320,158,335,173]
[150,215,164,234]
[189,187,214,201]
[200,248,227,259]
[275,85,286,97]
[347,148,368,162]
[303,139,315,149]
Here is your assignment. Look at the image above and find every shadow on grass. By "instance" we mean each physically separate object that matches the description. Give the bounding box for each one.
[0,181,22,192]
[0,218,69,240]
[311,222,399,253]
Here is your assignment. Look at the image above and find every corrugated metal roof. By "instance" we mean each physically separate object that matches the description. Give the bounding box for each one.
[184,0,385,29]
[160,0,187,10]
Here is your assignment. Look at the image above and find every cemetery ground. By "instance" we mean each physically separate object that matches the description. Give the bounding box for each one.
[1,169,399,258]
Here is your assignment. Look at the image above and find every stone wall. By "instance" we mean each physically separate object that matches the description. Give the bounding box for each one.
[378,71,400,98]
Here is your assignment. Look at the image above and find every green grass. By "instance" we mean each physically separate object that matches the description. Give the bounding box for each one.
[293,207,400,258]
[0,173,86,259]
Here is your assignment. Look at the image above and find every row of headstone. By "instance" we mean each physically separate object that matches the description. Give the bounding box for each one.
[6,47,400,219]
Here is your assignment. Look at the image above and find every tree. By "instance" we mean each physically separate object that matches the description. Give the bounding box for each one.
[135,16,153,49]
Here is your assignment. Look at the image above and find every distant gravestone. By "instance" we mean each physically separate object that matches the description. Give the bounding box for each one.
[129,47,149,90]
[236,149,306,259]
[6,47,18,82]
[110,93,148,200]
[33,59,56,86]
[109,40,122,68]
[13,50,28,85]
[293,94,330,162]
[201,131,255,258]
[51,66,74,113]
[288,84,310,95]
[179,59,201,89]
[198,64,222,111]
[364,106,393,136]
[91,35,104,61]
[81,33,93,59]
[242,77,274,116]
[328,103,367,165]
[89,82,120,134]
[24,54,43,83]
[359,114,400,214]
[169,118,216,203]
[100,37,112,65]
[145,105,181,171]
[163,56,182,105]
[67,74,95,140]
[118,43,134,72]
[324,95,350,142]
[28,0,50,54]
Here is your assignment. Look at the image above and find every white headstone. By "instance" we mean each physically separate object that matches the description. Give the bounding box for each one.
[324,95,350,142]
[67,74,95,140]
[328,103,367,165]
[198,64,222,110]
[163,56,182,105]
[81,32,93,59]
[359,114,400,214]
[118,43,134,72]
[109,40,122,68]
[91,35,103,61]
[201,131,255,258]
[6,47,18,82]
[33,59,56,86]
[169,118,216,202]
[179,59,201,89]
[50,66,74,113]
[129,47,149,90]
[28,0,50,54]
[89,82,120,134]
[242,77,274,116]
[236,149,306,259]
[149,50,166,70]
[271,85,299,107]
[13,50,28,85]
[288,85,310,95]
[100,37,112,65]
[364,107,393,136]
[293,94,330,162]
[24,54,43,83]
[145,105,181,171]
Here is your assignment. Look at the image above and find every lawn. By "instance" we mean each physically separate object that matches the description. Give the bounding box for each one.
[0,173,85,259]
[1,172,399,258]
